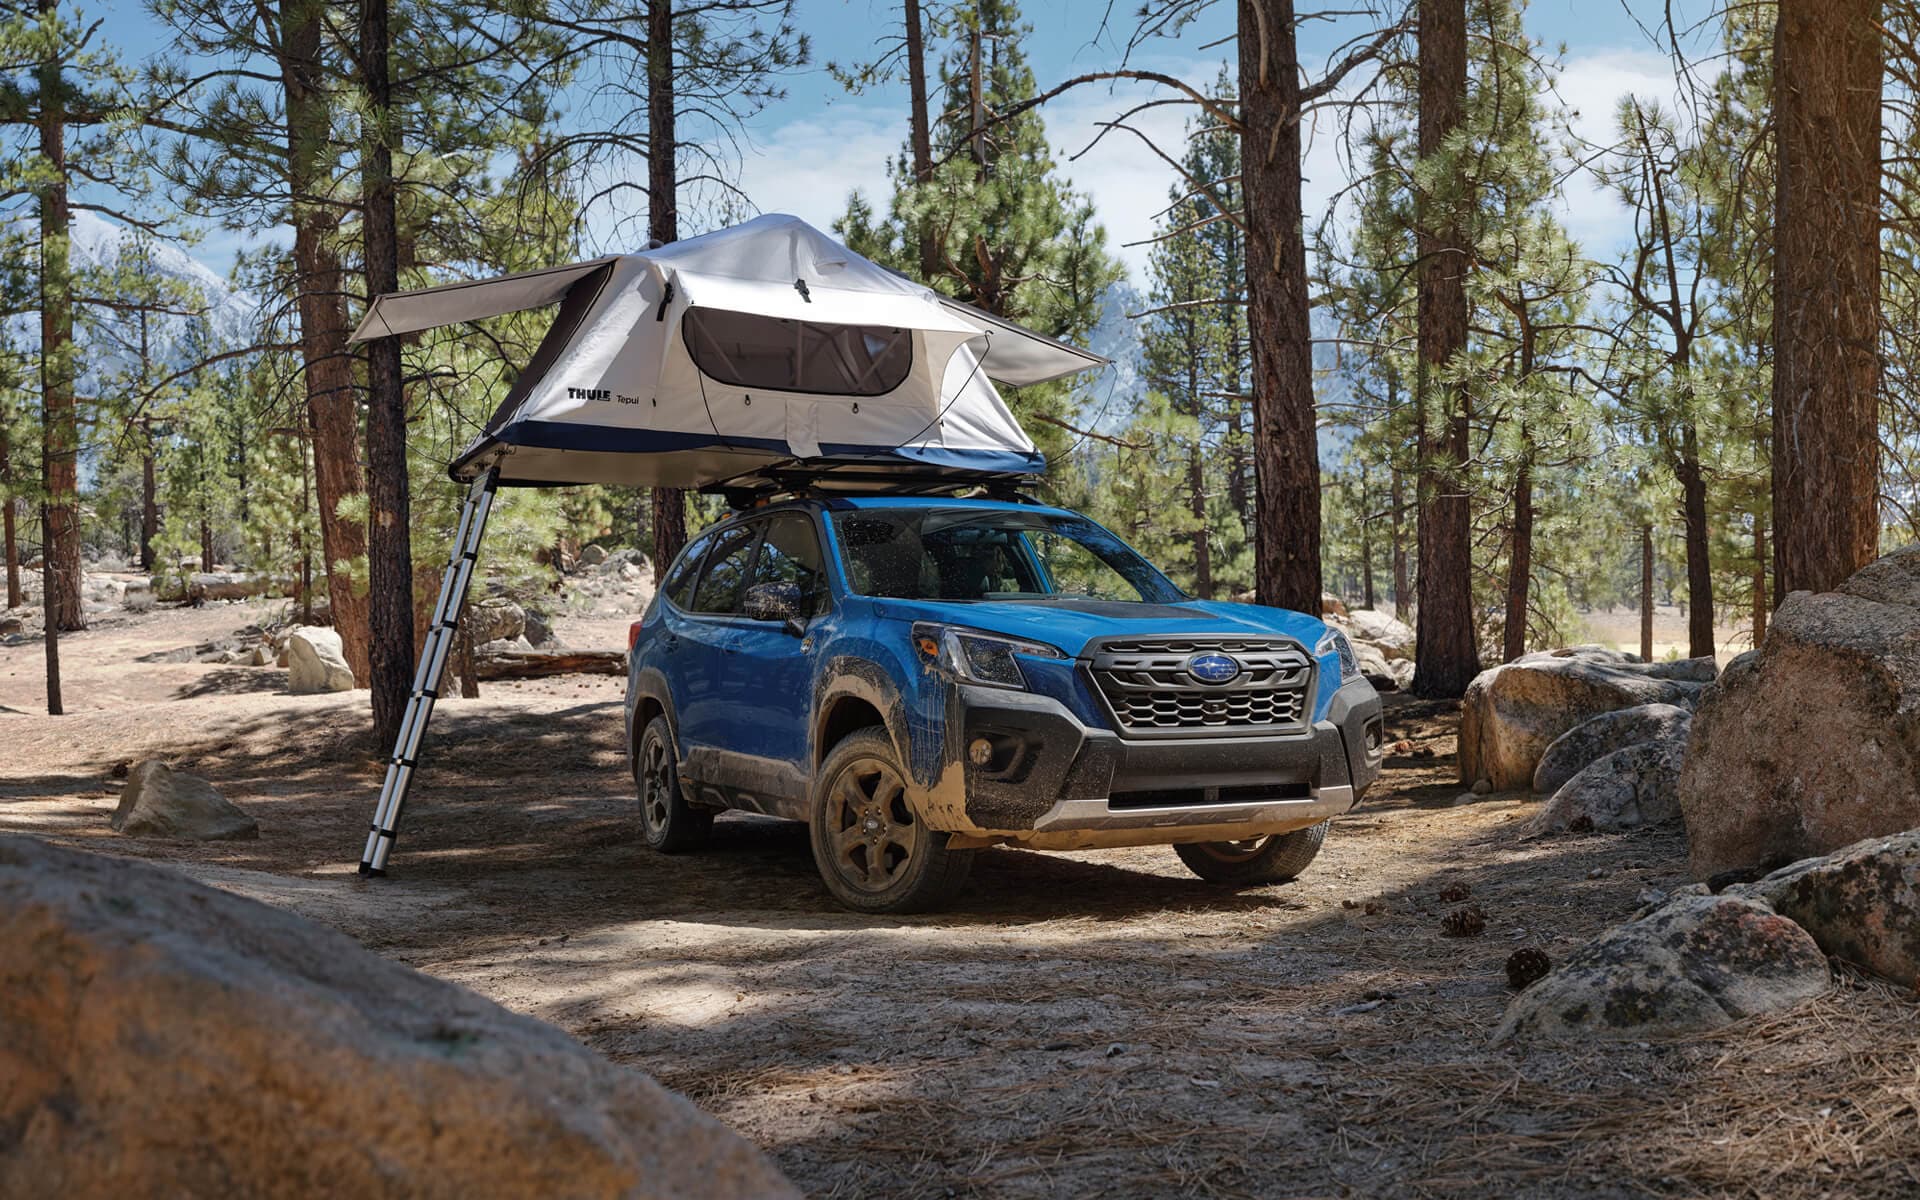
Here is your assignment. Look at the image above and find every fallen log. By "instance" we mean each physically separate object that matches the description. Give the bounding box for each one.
[470,648,627,680]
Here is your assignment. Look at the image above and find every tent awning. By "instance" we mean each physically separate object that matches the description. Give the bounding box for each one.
[349,257,620,343]
[936,297,1110,386]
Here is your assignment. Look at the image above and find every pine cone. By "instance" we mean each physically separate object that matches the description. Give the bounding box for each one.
[1440,904,1486,938]
[1506,947,1552,990]
[1437,881,1472,904]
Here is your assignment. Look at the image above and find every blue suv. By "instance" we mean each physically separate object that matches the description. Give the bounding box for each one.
[625,493,1384,912]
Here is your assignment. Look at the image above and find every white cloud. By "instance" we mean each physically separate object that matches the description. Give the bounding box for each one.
[1551,47,1712,257]
[733,104,907,239]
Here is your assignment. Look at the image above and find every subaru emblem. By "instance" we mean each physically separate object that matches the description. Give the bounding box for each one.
[1186,652,1241,685]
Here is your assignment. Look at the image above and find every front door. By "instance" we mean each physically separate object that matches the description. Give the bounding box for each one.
[672,519,762,783]
[723,512,830,817]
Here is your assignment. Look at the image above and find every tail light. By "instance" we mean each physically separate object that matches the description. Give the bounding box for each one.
[628,621,645,650]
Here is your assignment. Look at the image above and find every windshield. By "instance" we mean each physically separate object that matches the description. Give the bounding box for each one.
[830,507,1184,604]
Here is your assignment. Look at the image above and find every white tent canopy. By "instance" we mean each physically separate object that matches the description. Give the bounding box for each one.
[352,215,1107,489]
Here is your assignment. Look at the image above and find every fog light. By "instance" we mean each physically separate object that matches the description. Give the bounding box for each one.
[968,737,994,766]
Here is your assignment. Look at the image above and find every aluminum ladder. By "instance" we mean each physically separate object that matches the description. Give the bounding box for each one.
[359,466,499,875]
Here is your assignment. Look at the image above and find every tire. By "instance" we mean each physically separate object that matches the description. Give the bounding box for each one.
[634,714,713,853]
[809,727,975,914]
[1175,820,1329,886]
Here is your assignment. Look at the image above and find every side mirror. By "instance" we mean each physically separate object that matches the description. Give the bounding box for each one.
[743,582,808,633]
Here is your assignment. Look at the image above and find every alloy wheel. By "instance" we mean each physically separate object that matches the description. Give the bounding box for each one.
[822,756,924,893]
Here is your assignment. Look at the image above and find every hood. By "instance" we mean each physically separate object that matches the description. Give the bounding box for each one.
[868,597,1329,657]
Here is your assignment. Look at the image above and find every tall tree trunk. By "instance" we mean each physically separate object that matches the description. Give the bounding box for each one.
[200,517,213,572]
[1187,441,1212,599]
[1360,462,1376,611]
[904,0,938,280]
[41,501,61,715]
[37,5,83,635]
[1640,524,1655,662]
[647,0,688,583]
[363,0,415,749]
[1752,518,1768,646]
[1771,0,1882,597]
[1412,0,1477,697]
[1,422,20,610]
[282,0,371,683]
[139,419,157,572]
[1503,453,1532,663]
[1675,423,1714,659]
[1390,463,1409,622]
[1238,0,1321,614]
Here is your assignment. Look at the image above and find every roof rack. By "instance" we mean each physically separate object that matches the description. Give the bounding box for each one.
[700,459,1044,509]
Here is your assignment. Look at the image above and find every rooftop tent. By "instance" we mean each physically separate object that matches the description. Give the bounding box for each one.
[350,215,1108,878]
[351,214,1108,489]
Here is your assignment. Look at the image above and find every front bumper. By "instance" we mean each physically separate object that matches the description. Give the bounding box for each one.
[940,677,1384,850]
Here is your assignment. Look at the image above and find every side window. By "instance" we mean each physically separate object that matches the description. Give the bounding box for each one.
[750,514,829,616]
[663,534,714,610]
[689,523,761,614]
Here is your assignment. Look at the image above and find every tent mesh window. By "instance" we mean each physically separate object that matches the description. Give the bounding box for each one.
[683,308,911,396]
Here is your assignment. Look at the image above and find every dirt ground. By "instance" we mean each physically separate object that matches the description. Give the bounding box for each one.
[3,600,1917,1198]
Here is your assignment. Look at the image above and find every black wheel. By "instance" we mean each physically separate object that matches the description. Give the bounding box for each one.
[809,727,974,914]
[634,715,712,853]
[1175,820,1328,886]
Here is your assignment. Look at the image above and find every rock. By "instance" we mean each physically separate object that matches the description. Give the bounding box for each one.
[1470,778,1493,795]
[1737,830,1920,987]
[1680,545,1920,879]
[0,615,20,637]
[110,761,258,841]
[123,581,155,612]
[247,644,275,667]
[477,636,535,655]
[1493,893,1828,1042]
[1459,649,1713,790]
[1532,703,1693,795]
[467,596,526,646]
[523,608,556,649]
[0,837,800,1199]
[286,627,355,693]
[1353,640,1398,692]
[1347,608,1415,658]
[1320,592,1349,619]
[1530,735,1689,834]
[579,543,608,566]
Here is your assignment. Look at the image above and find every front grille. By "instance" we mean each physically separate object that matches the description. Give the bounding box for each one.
[1088,636,1314,738]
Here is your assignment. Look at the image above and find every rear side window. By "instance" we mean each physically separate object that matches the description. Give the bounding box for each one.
[689,523,761,614]
[682,308,911,396]
[750,514,828,616]
[663,534,713,609]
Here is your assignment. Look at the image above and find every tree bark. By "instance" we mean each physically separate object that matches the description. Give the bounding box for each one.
[1770,0,1882,597]
[904,0,938,280]
[362,0,415,750]
[139,419,158,572]
[647,0,688,582]
[1411,0,1478,697]
[41,500,61,715]
[1675,423,1714,659]
[1503,454,1531,663]
[1752,518,1768,646]
[1640,524,1655,663]
[1237,0,1322,614]
[1,422,20,610]
[37,1,83,635]
[1360,462,1376,611]
[1187,440,1212,599]
[1390,462,1409,622]
[282,0,372,684]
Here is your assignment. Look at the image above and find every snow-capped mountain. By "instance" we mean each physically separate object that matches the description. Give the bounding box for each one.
[4,210,259,380]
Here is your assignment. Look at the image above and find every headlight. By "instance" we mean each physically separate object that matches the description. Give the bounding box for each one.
[1316,627,1361,681]
[912,622,1064,690]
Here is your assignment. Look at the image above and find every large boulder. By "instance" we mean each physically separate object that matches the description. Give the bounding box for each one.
[1494,892,1828,1042]
[0,837,798,1199]
[1533,703,1693,795]
[1529,734,1688,834]
[1459,649,1714,790]
[1679,546,1920,878]
[1735,831,1920,988]
[1347,608,1415,660]
[285,626,355,694]
[111,761,258,841]
[467,596,527,646]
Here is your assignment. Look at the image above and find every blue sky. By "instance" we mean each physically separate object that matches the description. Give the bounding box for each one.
[103,0,1716,284]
